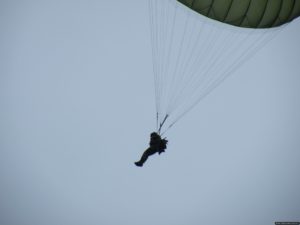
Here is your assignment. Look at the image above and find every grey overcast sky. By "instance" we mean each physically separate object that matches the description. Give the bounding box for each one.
[1,1,300,225]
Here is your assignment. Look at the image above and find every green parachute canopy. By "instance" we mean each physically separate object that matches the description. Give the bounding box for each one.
[177,0,300,28]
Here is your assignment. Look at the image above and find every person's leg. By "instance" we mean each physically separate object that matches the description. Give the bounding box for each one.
[135,148,156,166]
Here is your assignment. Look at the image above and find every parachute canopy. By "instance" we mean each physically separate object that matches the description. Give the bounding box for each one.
[177,0,300,28]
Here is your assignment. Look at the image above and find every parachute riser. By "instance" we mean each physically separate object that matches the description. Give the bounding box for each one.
[158,114,169,135]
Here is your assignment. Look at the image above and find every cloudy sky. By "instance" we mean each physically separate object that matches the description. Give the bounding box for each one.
[1,1,300,225]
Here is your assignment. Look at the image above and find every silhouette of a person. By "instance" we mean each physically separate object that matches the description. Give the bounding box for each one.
[135,132,168,167]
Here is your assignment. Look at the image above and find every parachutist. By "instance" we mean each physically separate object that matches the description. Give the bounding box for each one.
[135,132,168,167]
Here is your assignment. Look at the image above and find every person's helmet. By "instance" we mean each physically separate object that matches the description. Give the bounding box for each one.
[151,132,159,137]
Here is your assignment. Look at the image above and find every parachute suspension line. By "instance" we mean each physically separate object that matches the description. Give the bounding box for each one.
[156,112,159,132]
[166,29,280,130]
[199,28,285,102]
[179,24,220,105]
[167,27,284,130]
[194,29,277,104]
[160,1,178,123]
[149,0,159,124]
[167,23,224,113]
[166,19,209,113]
[188,30,259,100]
[155,0,169,131]
[169,30,226,112]
[157,0,165,123]
[154,0,164,124]
[167,11,204,111]
[168,33,259,127]
[149,0,178,127]
[166,10,199,114]
[169,30,256,116]
[169,28,247,113]
[158,0,173,125]
[165,10,190,114]
[158,0,168,118]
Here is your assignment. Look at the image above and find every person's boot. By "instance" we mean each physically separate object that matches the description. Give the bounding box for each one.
[134,161,143,167]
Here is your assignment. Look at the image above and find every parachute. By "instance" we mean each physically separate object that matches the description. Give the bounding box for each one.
[148,0,300,134]
[178,0,300,28]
